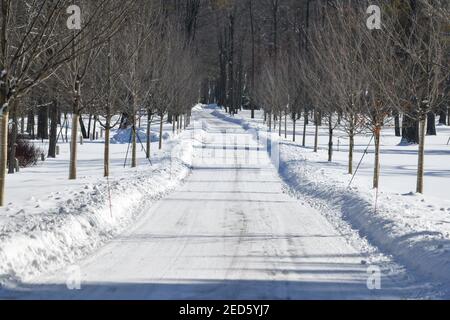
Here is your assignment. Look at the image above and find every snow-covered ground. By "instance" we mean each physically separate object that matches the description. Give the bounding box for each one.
[0,105,449,299]
[0,106,446,299]
[0,115,200,287]
[215,106,450,297]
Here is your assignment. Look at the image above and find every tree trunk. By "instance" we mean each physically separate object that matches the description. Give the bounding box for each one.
[79,115,88,139]
[302,108,308,147]
[131,112,137,168]
[173,116,176,134]
[314,111,319,153]
[26,110,34,134]
[402,114,419,144]
[249,0,255,119]
[279,110,282,137]
[227,13,235,114]
[416,116,427,193]
[448,107,450,126]
[104,37,112,177]
[0,2,9,206]
[284,111,287,139]
[64,113,69,142]
[92,116,97,140]
[7,101,18,174]
[373,126,381,189]
[293,113,296,142]
[438,108,447,125]
[0,111,8,206]
[146,111,152,159]
[328,115,333,162]
[48,101,58,158]
[102,120,110,177]
[159,113,164,150]
[349,131,354,175]
[69,112,79,180]
[87,114,92,140]
[7,120,16,174]
[37,105,49,140]
[20,116,25,134]
[426,112,436,136]
[394,112,401,137]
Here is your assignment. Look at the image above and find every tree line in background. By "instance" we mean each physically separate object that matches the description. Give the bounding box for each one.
[196,0,449,195]
[0,0,202,206]
[0,0,449,206]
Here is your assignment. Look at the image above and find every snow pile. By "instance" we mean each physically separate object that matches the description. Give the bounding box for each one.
[110,127,159,144]
[0,123,203,286]
[212,107,450,288]
[277,146,450,285]
[192,103,206,111]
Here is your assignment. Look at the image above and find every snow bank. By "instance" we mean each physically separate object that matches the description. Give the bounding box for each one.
[192,103,206,111]
[0,123,202,286]
[110,127,160,144]
[277,146,450,286]
[212,107,450,288]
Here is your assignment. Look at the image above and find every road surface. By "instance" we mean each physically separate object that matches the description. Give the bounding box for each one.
[3,108,431,299]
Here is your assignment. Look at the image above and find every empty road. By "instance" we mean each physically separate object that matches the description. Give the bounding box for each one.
[3,108,431,299]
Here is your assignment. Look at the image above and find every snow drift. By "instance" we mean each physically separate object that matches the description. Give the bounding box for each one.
[110,127,161,144]
[0,122,203,287]
[211,107,450,289]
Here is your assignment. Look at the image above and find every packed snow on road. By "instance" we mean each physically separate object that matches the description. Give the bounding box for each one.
[0,106,449,300]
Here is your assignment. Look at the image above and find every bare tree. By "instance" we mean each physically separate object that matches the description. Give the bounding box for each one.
[0,0,127,204]
[378,0,449,193]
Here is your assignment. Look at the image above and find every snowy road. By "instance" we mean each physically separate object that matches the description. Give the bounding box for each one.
[3,109,433,299]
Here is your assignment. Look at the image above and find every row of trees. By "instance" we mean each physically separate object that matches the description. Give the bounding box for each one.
[0,0,202,206]
[1,0,448,205]
[202,0,449,195]
[257,0,449,194]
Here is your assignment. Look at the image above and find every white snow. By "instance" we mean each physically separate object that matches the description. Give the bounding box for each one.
[214,106,450,295]
[0,115,201,286]
[110,127,160,144]
[0,106,445,299]
[0,105,449,299]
